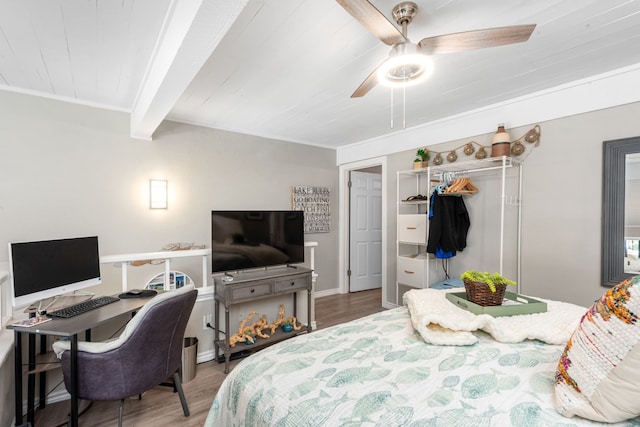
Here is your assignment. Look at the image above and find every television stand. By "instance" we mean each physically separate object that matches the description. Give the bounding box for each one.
[214,266,312,373]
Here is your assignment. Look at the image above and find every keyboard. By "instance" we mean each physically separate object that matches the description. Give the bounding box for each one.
[47,295,120,318]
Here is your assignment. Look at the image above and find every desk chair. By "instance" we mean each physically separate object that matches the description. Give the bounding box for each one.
[52,285,198,426]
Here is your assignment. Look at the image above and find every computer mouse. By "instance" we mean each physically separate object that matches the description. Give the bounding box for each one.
[127,289,143,296]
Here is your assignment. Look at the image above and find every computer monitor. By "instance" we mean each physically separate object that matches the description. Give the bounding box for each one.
[9,236,102,308]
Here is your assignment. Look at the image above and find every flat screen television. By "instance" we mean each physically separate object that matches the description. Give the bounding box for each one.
[9,236,102,308]
[211,210,304,273]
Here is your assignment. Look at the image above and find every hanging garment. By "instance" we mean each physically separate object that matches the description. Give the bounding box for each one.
[427,189,471,257]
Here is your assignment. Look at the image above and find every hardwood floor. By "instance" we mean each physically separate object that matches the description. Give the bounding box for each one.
[314,288,386,329]
[39,289,385,426]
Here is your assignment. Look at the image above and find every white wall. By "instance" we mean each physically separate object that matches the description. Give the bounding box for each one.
[0,89,339,303]
[0,90,338,291]
[518,104,640,305]
[337,65,640,165]
[383,101,640,307]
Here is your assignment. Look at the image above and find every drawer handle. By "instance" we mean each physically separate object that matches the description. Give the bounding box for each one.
[404,270,415,274]
[406,226,417,230]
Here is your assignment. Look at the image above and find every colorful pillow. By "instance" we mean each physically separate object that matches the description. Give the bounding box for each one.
[554,275,640,422]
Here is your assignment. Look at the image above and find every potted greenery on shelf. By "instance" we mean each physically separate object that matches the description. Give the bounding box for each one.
[413,157,422,170]
[415,148,429,169]
[460,270,516,307]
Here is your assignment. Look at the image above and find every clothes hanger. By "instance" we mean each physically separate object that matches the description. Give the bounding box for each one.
[465,179,479,193]
[443,175,479,195]
[445,177,466,193]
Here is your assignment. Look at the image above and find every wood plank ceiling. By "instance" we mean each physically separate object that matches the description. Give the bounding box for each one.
[1,0,639,149]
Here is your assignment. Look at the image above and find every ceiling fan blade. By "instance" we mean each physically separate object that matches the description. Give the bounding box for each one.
[419,24,536,55]
[337,0,407,46]
[351,62,385,98]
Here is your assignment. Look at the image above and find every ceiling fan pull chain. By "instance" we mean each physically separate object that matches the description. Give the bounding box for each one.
[403,84,406,130]
[390,87,394,129]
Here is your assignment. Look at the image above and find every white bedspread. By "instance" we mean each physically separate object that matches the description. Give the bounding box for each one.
[404,288,586,346]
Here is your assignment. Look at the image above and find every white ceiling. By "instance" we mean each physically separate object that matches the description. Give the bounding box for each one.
[1,0,640,150]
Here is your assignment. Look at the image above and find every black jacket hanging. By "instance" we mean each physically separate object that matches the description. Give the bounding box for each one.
[427,190,471,255]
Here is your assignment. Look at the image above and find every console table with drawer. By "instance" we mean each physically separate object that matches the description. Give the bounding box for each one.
[214,266,312,373]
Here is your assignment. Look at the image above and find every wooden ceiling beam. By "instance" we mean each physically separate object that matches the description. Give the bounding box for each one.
[129,0,248,140]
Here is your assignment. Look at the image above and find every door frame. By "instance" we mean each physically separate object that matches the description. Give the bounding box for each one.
[339,156,392,308]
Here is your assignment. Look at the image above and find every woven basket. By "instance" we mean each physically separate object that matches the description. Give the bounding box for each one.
[463,279,507,306]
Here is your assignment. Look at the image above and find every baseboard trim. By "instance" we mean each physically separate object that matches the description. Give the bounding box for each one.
[382,301,398,310]
[313,288,341,299]
[197,349,216,364]
[36,388,71,407]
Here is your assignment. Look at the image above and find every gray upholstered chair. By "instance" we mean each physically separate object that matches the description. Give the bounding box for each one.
[52,285,198,426]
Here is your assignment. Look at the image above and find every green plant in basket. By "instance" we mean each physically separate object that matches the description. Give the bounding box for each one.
[460,270,516,293]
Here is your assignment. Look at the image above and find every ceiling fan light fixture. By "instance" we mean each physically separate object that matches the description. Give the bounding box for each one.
[338,0,536,98]
[377,44,433,88]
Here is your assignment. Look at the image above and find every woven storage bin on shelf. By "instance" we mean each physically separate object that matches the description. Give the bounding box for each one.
[463,279,507,306]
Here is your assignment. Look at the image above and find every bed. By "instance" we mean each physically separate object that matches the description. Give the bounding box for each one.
[206,288,640,427]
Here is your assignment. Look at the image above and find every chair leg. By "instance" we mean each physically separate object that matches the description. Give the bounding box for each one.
[118,399,124,427]
[173,372,190,417]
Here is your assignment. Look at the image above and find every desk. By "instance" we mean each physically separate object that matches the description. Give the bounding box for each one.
[9,297,148,427]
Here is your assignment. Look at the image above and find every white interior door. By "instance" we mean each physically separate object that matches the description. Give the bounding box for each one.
[349,171,382,292]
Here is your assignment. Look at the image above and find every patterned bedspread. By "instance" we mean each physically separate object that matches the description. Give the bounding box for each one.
[206,307,640,426]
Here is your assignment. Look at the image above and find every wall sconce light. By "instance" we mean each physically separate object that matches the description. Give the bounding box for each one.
[149,179,167,209]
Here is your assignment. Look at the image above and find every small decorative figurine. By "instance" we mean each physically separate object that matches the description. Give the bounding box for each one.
[269,304,303,333]
[281,320,294,332]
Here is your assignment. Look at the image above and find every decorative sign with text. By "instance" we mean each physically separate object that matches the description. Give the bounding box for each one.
[291,186,331,233]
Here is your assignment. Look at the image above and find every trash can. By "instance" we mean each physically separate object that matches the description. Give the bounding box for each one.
[182,337,198,383]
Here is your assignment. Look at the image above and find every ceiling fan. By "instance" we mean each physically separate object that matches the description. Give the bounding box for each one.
[337,0,536,97]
